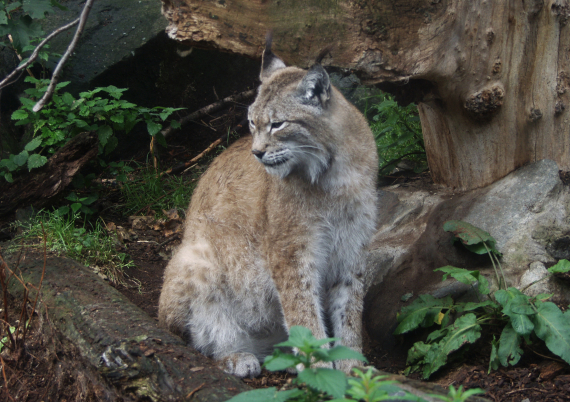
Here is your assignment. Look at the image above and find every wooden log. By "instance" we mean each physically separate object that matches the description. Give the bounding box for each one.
[4,255,250,401]
[160,0,570,191]
[0,132,99,216]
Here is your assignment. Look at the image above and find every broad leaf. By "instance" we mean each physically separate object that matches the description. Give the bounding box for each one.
[394,294,453,335]
[13,150,29,166]
[323,345,367,363]
[147,120,162,137]
[27,153,47,170]
[264,353,298,371]
[531,301,570,364]
[421,313,482,379]
[24,137,42,151]
[461,300,499,312]
[494,287,524,308]
[276,326,336,349]
[11,109,28,120]
[226,387,303,402]
[23,0,53,19]
[97,125,113,147]
[498,323,523,367]
[297,368,347,399]
[508,313,535,336]
[406,341,430,365]
[443,220,501,256]
[548,259,570,274]
[435,266,490,295]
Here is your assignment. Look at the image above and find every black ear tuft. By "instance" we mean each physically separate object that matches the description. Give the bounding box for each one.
[296,64,331,108]
[260,32,286,81]
[315,45,333,65]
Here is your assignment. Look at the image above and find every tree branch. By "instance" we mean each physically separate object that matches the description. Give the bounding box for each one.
[162,88,256,137]
[0,18,80,90]
[32,0,95,112]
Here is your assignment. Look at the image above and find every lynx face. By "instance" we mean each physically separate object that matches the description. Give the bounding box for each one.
[248,62,334,183]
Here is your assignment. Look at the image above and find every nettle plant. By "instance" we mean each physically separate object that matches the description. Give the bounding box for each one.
[227,326,483,402]
[1,77,182,182]
[395,220,570,379]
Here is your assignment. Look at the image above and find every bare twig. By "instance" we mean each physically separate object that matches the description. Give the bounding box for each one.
[186,382,206,399]
[0,18,80,90]
[33,0,95,112]
[160,137,223,177]
[162,89,255,138]
[0,355,15,402]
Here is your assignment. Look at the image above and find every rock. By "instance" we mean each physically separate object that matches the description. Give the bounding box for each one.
[364,159,570,354]
[519,261,570,300]
[39,0,168,93]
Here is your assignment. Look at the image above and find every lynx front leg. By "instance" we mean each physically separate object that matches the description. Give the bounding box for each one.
[274,266,328,339]
[327,273,365,374]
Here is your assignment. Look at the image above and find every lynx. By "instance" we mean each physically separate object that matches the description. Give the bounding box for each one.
[158,42,378,378]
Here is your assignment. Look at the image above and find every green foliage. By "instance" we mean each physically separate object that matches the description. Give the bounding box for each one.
[443,220,501,257]
[228,326,431,402]
[1,77,182,183]
[228,326,481,402]
[428,385,485,402]
[396,220,570,379]
[14,210,136,285]
[366,93,426,175]
[120,165,197,217]
[0,0,64,53]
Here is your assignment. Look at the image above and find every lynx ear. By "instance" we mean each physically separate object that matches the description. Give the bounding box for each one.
[296,64,331,107]
[260,34,286,81]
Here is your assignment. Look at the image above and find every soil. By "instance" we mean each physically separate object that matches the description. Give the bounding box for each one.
[1,119,570,401]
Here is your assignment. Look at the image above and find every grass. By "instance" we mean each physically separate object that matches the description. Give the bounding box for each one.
[120,164,200,217]
[12,211,136,287]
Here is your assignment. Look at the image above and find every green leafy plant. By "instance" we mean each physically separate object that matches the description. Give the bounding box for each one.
[1,77,182,182]
[227,326,433,402]
[13,210,136,285]
[367,93,426,175]
[428,385,485,402]
[395,220,570,379]
[0,0,66,54]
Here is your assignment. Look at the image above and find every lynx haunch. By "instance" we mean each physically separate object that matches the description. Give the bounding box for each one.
[158,42,378,378]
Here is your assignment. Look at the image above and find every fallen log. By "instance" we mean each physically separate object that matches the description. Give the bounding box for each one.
[4,254,250,401]
[0,131,99,217]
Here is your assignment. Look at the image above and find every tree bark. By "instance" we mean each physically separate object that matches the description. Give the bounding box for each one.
[0,132,99,216]
[4,254,250,401]
[161,0,570,190]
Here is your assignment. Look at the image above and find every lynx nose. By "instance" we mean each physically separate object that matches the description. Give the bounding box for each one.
[252,149,265,160]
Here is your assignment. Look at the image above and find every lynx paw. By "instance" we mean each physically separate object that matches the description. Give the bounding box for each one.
[218,352,261,378]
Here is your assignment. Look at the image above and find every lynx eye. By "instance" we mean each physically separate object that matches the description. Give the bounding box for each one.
[270,122,285,130]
